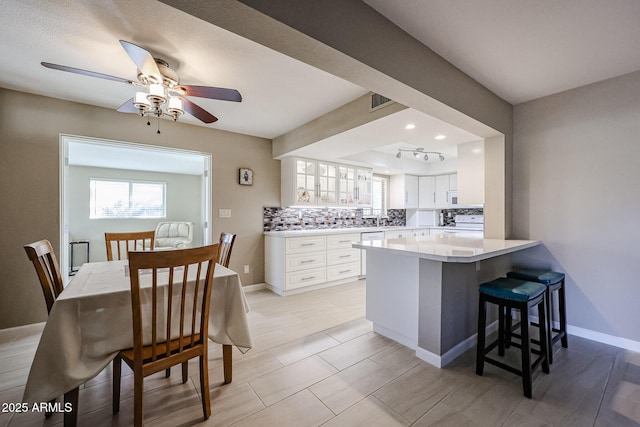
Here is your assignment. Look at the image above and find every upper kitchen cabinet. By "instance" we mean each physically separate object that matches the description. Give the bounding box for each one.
[281,157,370,207]
[281,157,337,206]
[390,174,419,209]
[418,176,436,209]
[435,173,456,208]
[338,165,372,207]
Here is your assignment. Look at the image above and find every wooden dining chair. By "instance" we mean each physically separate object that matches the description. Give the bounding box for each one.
[105,231,155,261]
[112,244,221,426]
[23,239,79,426]
[218,232,236,268]
[24,240,64,314]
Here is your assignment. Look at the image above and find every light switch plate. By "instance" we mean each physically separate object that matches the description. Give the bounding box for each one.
[219,209,231,218]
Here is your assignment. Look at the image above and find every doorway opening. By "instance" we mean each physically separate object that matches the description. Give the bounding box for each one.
[59,134,212,281]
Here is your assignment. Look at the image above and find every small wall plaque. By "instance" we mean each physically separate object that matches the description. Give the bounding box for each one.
[239,168,253,185]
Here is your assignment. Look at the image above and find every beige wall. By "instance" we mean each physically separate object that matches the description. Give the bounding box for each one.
[512,70,640,343]
[0,88,279,328]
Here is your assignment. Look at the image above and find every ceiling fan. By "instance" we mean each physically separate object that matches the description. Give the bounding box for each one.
[41,40,242,127]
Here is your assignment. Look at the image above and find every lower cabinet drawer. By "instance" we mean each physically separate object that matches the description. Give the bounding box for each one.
[286,267,326,290]
[286,251,326,272]
[326,261,360,282]
[326,248,361,265]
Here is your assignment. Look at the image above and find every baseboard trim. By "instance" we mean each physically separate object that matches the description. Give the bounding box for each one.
[518,314,640,353]
[414,320,499,368]
[242,283,267,293]
[567,324,640,352]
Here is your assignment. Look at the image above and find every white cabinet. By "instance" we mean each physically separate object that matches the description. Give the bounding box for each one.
[412,228,430,237]
[418,176,436,209]
[384,229,412,239]
[265,232,361,295]
[338,165,372,207]
[435,175,450,208]
[282,157,373,208]
[281,157,339,207]
[390,174,419,209]
[435,174,457,208]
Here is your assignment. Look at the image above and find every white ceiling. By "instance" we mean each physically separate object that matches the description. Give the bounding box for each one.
[364,0,640,105]
[2,1,640,173]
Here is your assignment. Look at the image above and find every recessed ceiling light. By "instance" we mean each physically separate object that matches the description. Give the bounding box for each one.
[404,124,416,130]
[435,134,446,140]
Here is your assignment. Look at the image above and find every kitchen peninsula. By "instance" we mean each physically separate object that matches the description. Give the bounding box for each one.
[352,235,540,368]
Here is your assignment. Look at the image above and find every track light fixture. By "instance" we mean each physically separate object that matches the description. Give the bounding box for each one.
[395,148,445,162]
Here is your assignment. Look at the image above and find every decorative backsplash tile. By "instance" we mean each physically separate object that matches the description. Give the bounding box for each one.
[263,207,406,231]
[440,208,484,226]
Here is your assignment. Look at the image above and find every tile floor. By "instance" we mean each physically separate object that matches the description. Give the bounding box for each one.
[1,280,639,426]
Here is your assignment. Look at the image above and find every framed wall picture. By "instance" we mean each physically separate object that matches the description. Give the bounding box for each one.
[239,168,253,185]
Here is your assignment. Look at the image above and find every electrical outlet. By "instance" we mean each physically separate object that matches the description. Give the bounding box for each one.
[475,261,481,271]
[218,209,231,218]
[243,265,250,274]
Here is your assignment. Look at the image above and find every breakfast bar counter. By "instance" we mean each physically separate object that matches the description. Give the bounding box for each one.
[352,235,540,368]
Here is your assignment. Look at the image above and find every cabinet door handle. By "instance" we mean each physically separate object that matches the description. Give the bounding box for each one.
[433,192,435,203]
[300,259,315,264]
[301,243,316,247]
[339,240,351,243]
[339,254,351,258]
[405,191,408,203]
[339,269,352,274]
[301,276,315,281]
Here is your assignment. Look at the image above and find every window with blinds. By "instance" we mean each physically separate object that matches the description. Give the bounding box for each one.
[369,175,388,217]
[90,178,166,219]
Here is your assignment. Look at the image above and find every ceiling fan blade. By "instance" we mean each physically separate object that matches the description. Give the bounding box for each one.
[181,97,218,123]
[119,40,162,83]
[180,85,242,102]
[41,62,135,85]
[116,98,139,113]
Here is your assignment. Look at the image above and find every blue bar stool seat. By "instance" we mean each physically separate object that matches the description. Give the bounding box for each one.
[507,269,567,363]
[476,277,550,398]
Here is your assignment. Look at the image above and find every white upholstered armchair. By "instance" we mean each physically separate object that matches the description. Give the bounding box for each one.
[154,221,194,250]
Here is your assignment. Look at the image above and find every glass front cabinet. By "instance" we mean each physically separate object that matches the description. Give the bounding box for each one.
[281,157,371,207]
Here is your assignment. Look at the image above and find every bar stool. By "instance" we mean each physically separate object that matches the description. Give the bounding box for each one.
[476,277,550,398]
[507,269,567,363]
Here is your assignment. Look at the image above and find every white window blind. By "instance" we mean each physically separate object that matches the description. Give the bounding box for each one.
[90,178,166,219]
[371,175,388,216]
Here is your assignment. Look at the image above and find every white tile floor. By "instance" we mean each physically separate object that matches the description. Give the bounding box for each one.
[1,280,639,426]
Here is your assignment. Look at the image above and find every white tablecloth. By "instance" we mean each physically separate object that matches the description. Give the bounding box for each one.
[23,260,252,404]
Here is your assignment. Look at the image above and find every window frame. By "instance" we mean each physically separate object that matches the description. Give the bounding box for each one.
[89,177,167,220]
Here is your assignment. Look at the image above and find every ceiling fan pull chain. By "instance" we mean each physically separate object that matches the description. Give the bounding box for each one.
[157,116,161,134]
[146,111,151,127]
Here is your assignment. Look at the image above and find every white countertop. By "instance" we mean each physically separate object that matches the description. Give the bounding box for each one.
[352,234,539,263]
[263,225,480,237]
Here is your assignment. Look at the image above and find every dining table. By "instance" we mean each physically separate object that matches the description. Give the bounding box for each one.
[22,259,253,424]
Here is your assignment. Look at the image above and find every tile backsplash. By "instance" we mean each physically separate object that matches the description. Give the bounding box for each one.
[263,207,406,231]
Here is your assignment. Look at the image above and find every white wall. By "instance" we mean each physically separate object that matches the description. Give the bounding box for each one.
[512,70,640,346]
[68,165,203,263]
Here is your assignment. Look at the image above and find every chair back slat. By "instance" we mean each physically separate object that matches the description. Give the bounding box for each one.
[218,232,236,268]
[24,240,64,314]
[105,231,155,261]
[127,244,220,367]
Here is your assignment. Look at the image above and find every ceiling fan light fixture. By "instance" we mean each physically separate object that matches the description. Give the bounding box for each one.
[167,96,184,120]
[133,91,151,114]
[413,151,421,159]
[424,153,429,161]
[396,151,402,159]
[147,83,166,105]
[439,154,445,161]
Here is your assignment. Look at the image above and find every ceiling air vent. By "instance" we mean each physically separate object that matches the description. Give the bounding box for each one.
[370,93,394,111]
